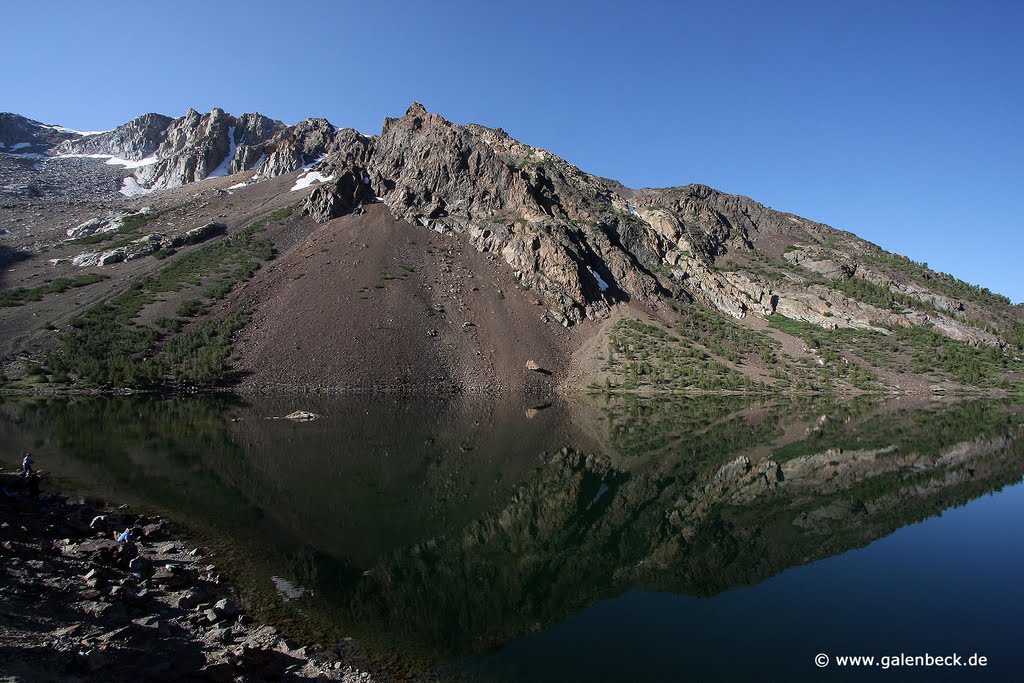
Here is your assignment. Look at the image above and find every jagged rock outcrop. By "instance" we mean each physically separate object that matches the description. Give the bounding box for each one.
[95,109,285,191]
[71,221,226,267]
[229,113,284,173]
[296,103,1017,345]
[134,108,234,188]
[55,113,173,161]
[306,102,669,324]
[304,168,374,222]
[253,118,339,180]
[633,184,834,259]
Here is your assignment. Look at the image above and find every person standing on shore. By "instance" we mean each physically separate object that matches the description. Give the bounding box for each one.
[20,452,33,477]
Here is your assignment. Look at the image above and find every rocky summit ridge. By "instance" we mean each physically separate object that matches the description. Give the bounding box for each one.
[1,103,1022,394]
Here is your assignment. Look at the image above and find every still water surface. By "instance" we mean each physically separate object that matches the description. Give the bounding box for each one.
[2,394,1021,681]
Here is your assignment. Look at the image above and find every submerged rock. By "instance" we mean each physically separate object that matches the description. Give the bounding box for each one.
[273,410,320,421]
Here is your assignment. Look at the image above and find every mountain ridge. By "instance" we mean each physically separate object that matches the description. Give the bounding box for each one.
[1,103,1021,394]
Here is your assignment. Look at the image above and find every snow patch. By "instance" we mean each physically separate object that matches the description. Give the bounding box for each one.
[52,152,159,168]
[290,170,334,192]
[120,177,152,197]
[228,181,248,190]
[56,153,112,160]
[207,126,237,177]
[10,142,31,151]
[591,268,610,292]
[44,124,108,136]
[105,154,158,169]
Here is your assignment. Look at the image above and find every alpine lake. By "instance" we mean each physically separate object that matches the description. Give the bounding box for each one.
[2,393,1022,682]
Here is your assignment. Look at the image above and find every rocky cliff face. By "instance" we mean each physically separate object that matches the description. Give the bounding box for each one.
[301,104,1018,347]
[54,113,173,161]
[133,109,294,189]
[308,103,668,325]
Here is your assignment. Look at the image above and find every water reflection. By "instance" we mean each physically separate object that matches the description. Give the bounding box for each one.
[1,394,1021,675]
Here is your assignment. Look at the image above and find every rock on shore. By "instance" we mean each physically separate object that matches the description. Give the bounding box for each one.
[0,472,380,682]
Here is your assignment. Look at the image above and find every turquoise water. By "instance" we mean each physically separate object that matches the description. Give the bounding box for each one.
[2,395,1021,680]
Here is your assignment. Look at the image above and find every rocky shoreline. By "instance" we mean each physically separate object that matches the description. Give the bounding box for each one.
[0,471,383,682]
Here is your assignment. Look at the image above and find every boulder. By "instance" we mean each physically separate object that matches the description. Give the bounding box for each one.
[213,598,238,619]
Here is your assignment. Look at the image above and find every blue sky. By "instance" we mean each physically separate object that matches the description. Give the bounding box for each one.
[4,0,1022,301]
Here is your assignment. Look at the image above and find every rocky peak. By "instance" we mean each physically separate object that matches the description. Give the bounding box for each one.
[233,113,283,146]
[126,109,280,189]
[55,113,173,161]
[406,101,428,118]
[230,112,286,174]
[253,117,338,181]
[0,113,81,153]
[307,103,668,323]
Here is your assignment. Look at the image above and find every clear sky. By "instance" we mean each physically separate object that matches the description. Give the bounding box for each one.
[3,0,1021,302]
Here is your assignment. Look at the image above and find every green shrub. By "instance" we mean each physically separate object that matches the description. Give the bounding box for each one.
[177,299,205,317]
[0,274,106,307]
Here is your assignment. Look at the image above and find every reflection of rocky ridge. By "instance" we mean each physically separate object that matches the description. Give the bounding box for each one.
[331,400,1024,657]
[6,395,1023,666]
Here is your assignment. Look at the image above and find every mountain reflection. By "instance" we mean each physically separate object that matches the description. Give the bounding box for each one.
[2,394,1021,667]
